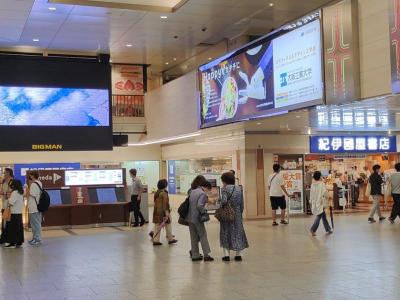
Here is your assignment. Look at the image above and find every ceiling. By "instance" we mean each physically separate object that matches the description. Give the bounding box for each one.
[0,0,333,73]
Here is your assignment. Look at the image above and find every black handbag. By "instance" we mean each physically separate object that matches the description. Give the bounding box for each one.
[199,211,210,223]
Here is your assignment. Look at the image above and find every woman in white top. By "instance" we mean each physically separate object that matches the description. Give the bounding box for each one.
[4,179,24,248]
[310,171,333,236]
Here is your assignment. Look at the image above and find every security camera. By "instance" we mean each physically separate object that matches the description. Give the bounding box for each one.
[202,27,207,32]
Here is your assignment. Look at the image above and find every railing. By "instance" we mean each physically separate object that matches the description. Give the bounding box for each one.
[112,95,145,117]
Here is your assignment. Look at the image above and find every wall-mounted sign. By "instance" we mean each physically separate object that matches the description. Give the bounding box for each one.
[112,64,144,96]
[14,163,80,184]
[199,18,323,128]
[26,170,65,189]
[65,169,124,186]
[310,136,397,153]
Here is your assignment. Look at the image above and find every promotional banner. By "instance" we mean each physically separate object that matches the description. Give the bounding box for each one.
[112,64,144,96]
[168,160,177,194]
[276,155,304,214]
[310,136,397,153]
[14,163,80,184]
[199,19,323,128]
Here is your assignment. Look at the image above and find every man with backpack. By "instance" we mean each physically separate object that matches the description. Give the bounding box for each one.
[27,171,43,246]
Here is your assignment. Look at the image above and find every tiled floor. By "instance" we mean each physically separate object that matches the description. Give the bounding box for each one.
[1,212,400,300]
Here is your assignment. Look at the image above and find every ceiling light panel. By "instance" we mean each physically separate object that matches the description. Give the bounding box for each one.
[48,0,188,12]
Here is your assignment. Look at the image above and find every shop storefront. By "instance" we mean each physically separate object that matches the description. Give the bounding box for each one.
[167,157,232,194]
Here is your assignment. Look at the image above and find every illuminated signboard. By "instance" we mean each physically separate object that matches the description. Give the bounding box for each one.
[199,18,323,128]
[65,169,124,186]
[310,136,397,153]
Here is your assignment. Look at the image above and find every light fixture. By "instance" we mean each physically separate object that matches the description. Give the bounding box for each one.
[160,15,168,19]
[48,7,57,11]
[165,62,169,65]
[296,115,301,118]
[32,38,39,42]
[173,58,177,61]
[269,3,274,7]
[257,122,262,125]
[208,57,212,61]
[128,132,201,146]
[125,44,133,47]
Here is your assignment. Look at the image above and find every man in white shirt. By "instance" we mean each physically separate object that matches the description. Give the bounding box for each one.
[27,170,42,245]
[129,169,145,227]
[267,164,292,226]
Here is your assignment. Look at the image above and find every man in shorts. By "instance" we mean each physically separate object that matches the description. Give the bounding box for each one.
[267,164,292,226]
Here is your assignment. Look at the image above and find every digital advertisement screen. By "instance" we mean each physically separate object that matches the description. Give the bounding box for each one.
[199,19,323,128]
[0,55,112,151]
[65,169,124,186]
[0,86,109,126]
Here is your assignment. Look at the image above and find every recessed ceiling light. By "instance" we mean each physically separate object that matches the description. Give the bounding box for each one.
[173,58,177,61]
[208,57,212,61]
[32,38,39,42]
[48,7,56,11]
[125,44,133,47]
[160,15,168,19]
[165,62,169,65]
[257,122,262,125]
[269,3,274,7]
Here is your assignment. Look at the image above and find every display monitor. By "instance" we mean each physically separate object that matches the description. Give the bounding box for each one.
[65,169,124,186]
[199,19,323,128]
[96,188,118,204]
[46,189,62,206]
[0,86,109,126]
[0,55,112,151]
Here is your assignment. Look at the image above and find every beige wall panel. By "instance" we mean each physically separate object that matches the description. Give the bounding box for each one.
[0,145,161,164]
[358,0,391,98]
[145,71,199,141]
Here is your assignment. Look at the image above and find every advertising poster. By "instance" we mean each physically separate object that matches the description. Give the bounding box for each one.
[276,155,304,214]
[168,160,177,194]
[199,19,323,128]
[111,64,144,96]
[200,42,274,125]
[273,20,323,108]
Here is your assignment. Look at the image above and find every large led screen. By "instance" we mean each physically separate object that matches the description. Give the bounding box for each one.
[199,19,323,128]
[0,86,109,126]
[0,55,112,151]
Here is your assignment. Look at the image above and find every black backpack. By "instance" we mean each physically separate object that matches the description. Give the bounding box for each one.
[178,196,190,219]
[33,182,51,212]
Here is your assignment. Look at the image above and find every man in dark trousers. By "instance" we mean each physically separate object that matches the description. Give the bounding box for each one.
[129,169,145,227]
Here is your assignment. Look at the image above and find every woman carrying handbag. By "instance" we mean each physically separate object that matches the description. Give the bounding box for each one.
[219,172,248,262]
[185,175,214,262]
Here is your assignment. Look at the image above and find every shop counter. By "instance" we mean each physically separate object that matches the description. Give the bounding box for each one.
[41,202,130,228]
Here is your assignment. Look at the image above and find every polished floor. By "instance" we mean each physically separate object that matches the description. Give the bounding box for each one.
[1,212,400,300]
